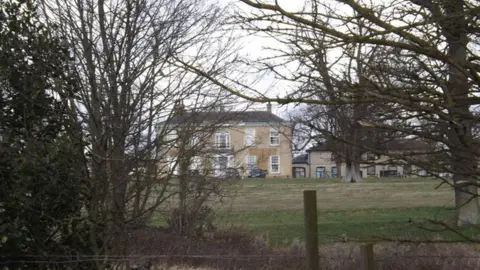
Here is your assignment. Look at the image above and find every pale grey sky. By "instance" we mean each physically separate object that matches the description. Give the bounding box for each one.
[214,0,307,117]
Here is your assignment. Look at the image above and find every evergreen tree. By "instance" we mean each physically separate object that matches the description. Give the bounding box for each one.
[0,1,94,268]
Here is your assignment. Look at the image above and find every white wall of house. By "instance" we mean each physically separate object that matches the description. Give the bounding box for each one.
[308,151,338,178]
[306,150,425,178]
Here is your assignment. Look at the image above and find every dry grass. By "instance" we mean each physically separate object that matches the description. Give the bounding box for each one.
[144,265,217,270]
[157,177,453,212]
[126,226,480,270]
[223,178,453,212]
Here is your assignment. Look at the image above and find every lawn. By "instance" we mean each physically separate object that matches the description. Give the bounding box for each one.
[215,207,477,246]
[154,177,480,247]
[221,177,454,212]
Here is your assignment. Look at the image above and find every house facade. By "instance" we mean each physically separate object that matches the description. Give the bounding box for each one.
[158,104,292,178]
[292,140,429,178]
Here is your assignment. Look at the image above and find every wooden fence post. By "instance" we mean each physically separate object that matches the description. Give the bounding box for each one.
[303,190,319,270]
[360,244,374,270]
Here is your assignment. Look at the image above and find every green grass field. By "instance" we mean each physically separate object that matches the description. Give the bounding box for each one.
[155,177,480,247]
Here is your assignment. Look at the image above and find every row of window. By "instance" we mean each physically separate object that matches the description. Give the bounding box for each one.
[246,128,280,145]
[314,166,401,177]
[246,155,280,173]
[315,167,338,178]
[165,128,281,148]
[215,128,280,148]
[293,167,338,178]
[214,155,280,174]
[167,155,281,174]
[366,165,415,176]
[295,166,428,178]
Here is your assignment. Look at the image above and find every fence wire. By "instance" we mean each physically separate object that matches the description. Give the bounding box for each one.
[3,253,480,261]
[3,253,480,270]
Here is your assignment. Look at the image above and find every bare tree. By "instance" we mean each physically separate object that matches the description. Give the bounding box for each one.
[159,101,258,237]
[178,0,480,226]
[288,39,403,183]
[39,0,240,267]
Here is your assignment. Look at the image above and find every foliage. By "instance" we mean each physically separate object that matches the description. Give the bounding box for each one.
[167,205,215,237]
[0,0,93,268]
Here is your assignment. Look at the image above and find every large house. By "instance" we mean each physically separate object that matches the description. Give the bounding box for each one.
[158,104,292,178]
[292,139,429,178]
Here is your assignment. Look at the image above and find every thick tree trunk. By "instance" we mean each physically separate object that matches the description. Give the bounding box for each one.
[343,159,363,183]
[178,160,189,213]
[342,122,364,183]
[443,0,480,225]
[451,139,479,226]
[454,180,480,226]
[110,139,127,249]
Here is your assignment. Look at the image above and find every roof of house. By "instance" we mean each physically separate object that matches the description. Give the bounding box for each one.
[165,110,287,125]
[306,143,333,152]
[292,153,309,164]
[382,139,431,152]
[306,138,431,153]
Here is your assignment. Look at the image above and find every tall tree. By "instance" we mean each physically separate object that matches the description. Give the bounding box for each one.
[0,0,92,268]
[180,0,480,226]
[289,41,401,182]
[39,0,239,264]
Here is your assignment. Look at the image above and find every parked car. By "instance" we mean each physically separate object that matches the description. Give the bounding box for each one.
[248,168,267,178]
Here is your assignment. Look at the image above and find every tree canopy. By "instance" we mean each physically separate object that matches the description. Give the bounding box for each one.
[0,1,92,268]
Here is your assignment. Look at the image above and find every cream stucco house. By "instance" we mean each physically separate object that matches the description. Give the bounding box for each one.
[158,104,292,178]
[292,140,430,178]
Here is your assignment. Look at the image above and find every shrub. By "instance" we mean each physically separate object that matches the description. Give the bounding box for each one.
[167,206,215,237]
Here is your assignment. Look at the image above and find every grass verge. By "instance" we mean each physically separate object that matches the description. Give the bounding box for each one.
[153,178,466,247]
[215,207,480,246]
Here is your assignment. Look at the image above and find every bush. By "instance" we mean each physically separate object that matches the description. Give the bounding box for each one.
[167,206,215,237]
[128,227,480,270]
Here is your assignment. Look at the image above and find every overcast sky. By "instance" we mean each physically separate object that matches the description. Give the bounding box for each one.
[213,0,307,118]
[215,0,352,119]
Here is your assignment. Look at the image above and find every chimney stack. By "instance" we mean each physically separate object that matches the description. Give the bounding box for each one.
[267,103,272,113]
[173,100,185,115]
